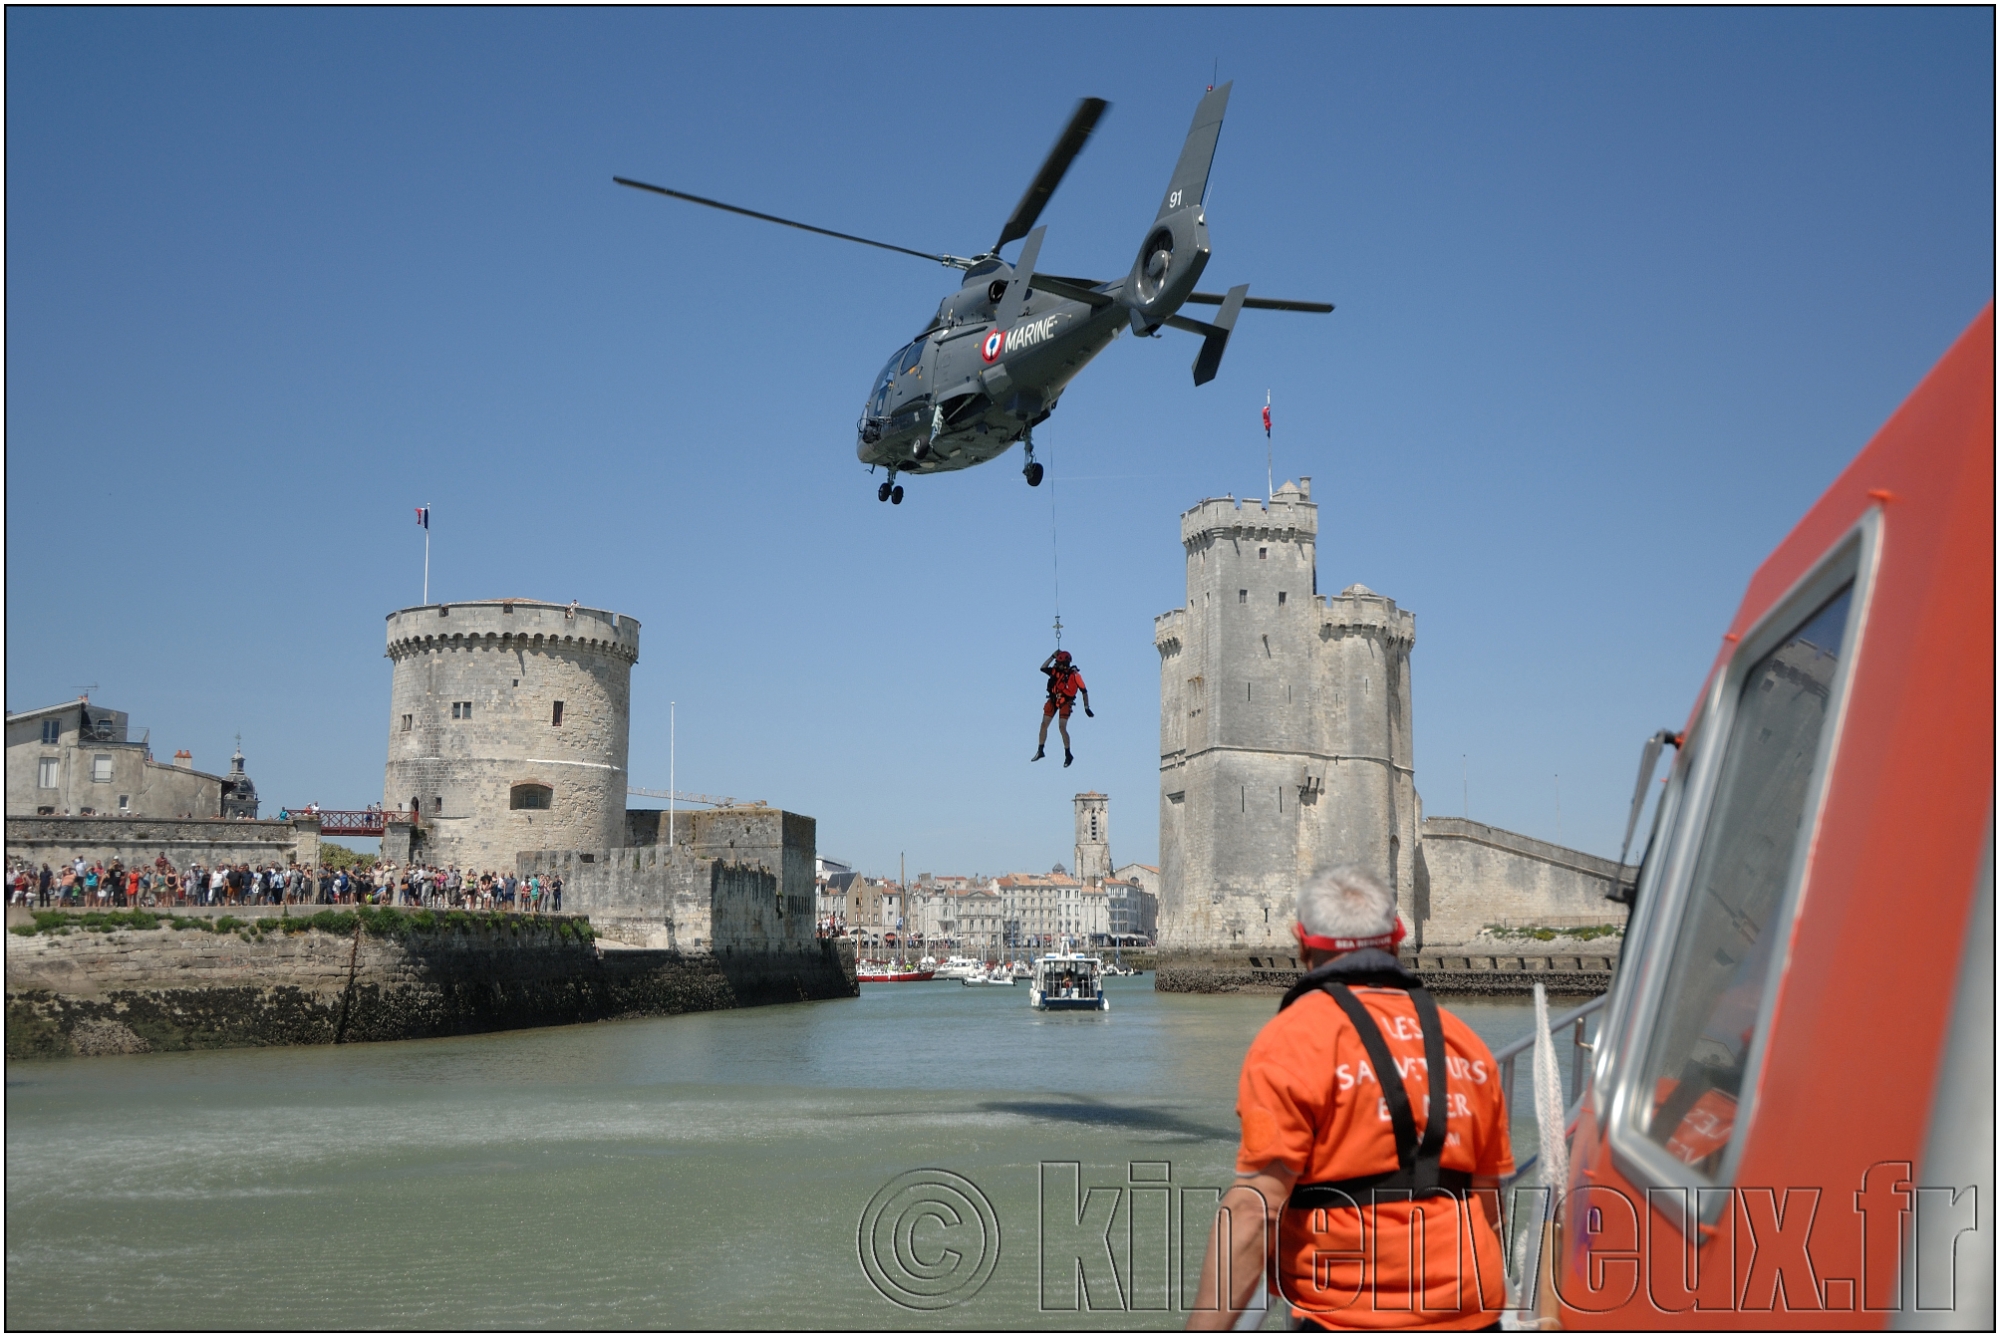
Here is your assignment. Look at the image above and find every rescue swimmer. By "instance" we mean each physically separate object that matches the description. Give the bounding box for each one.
[1188,866,1514,1332]
[1032,650,1091,768]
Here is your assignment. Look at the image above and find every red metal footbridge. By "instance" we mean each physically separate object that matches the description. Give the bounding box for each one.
[283,809,414,838]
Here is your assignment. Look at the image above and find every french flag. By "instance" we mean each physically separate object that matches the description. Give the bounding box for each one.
[415,506,429,530]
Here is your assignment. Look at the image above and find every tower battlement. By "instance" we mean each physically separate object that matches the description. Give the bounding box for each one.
[1179,478,1317,549]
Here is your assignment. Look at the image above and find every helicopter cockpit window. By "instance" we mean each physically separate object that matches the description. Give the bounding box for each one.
[899,341,925,376]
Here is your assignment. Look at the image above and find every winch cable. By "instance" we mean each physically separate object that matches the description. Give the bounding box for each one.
[1047,426,1064,649]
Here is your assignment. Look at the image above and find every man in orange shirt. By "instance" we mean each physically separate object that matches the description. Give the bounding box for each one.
[1189,866,1513,1332]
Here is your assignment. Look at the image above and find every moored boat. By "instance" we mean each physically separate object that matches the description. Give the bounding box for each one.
[856,961,936,983]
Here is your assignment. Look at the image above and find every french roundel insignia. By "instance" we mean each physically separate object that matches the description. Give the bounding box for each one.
[981,329,1006,363]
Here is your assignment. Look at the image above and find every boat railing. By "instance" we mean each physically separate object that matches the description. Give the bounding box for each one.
[1492,992,1607,1201]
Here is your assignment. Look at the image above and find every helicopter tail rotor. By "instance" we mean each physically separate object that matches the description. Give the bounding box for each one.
[1123,82,1231,332]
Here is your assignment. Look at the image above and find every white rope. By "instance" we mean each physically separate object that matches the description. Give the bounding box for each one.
[1531,980,1569,1215]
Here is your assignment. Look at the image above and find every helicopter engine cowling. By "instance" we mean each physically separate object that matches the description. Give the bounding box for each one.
[1122,206,1211,332]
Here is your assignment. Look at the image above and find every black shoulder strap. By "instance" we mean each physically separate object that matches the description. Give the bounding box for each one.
[1325,983,1450,1191]
[1409,986,1449,1182]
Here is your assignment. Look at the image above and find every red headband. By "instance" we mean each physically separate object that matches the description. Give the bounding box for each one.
[1295,917,1406,955]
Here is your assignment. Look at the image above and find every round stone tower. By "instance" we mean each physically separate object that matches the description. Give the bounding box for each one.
[383,599,640,873]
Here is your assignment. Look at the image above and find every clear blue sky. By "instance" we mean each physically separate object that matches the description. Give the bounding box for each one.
[7,9,1991,877]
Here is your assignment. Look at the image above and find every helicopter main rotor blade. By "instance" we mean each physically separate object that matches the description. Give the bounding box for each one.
[994,97,1110,253]
[1185,291,1334,313]
[613,177,960,267]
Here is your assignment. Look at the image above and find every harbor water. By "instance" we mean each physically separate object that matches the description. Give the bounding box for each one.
[5,978,1575,1328]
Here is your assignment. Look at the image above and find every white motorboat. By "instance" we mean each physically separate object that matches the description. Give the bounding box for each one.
[962,966,1016,986]
[1029,953,1109,1012]
[933,955,985,981]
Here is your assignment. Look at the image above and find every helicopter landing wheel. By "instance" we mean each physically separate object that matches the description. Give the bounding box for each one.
[877,481,893,503]
[1024,462,1045,488]
[890,485,905,505]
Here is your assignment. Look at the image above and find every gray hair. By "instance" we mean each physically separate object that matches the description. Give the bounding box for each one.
[1296,865,1396,940]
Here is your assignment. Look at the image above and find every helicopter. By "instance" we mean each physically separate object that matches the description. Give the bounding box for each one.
[616,83,1332,505]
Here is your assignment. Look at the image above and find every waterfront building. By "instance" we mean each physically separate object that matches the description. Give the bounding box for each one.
[5,698,229,820]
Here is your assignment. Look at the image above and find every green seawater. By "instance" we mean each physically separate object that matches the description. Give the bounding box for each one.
[5,978,1555,1328]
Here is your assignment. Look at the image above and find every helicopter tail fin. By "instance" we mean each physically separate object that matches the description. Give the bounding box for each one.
[1189,285,1248,385]
[1155,82,1231,220]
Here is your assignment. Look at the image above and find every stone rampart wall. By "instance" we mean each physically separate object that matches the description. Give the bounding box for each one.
[533,806,818,950]
[1414,816,1631,946]
[5,916,856,1058]
[5,815,319,870]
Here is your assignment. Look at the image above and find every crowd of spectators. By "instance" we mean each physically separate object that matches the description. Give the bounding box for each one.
[6,856,562,914]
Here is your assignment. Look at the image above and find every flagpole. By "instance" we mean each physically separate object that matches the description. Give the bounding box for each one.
[423,522,430,605]
[669,701,676,849]
[1265,390,1273,503]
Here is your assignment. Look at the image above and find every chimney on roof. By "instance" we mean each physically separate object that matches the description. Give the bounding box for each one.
[173,750,192,769]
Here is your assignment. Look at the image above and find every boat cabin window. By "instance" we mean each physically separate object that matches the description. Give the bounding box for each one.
[1630,582,1854,1181]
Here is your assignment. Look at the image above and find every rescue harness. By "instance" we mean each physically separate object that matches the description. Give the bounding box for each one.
[1279,955,1469,1206]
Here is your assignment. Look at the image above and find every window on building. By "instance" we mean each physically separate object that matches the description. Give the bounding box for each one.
[92,755,113,783]
[552,701,565,726]
[37,758,58,788]
[118,795,130,811]
[1278,591,1287,605]
[451,701,473,719]
[1259,547,1267,559]
[433,796,443,812]
[1238,589,1247,603]
[402,714,414,732]
[41,718,60,744]
[510,783,553,811]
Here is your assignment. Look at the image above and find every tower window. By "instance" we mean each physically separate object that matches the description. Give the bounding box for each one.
[510,783,553,811]
[1278,591,1287,604]
[451,701,473,719]
[41,719,60,744]
[402,714,413,732]
[552,701,565,726]
[1259,547,1267,559]
[1238,590,1247,603]
[433,796,443,812]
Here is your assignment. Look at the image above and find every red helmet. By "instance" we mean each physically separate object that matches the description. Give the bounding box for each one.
[1054,650,1072,664]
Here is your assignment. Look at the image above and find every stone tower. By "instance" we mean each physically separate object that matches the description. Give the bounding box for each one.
[1074,791,1109,883]
[1153,481,1419,989]
[383,599,639,871]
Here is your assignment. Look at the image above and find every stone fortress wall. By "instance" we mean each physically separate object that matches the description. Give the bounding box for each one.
[383,600,638,872]
[520,807,820,954]
[1414,816,1633,944]
[5,815,322,872]
[1155,482,1627,992]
